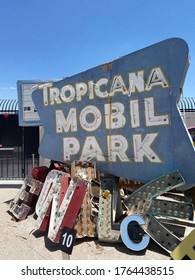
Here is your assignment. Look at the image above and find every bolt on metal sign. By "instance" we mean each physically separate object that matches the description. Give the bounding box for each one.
[32,38,195,190]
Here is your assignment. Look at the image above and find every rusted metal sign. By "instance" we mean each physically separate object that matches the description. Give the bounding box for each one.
[32,38,195,190]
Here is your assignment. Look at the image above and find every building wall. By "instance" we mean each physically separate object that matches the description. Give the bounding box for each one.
[182,112,195,128]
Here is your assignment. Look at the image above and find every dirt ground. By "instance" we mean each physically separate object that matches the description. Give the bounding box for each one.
[0,183,171,260]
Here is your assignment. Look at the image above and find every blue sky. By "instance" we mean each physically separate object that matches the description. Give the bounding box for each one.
[0,0,195,100]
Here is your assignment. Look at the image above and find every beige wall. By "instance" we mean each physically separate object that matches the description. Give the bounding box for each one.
[181,112,195,128]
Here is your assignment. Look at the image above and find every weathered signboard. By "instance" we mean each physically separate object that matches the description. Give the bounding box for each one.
[17,80,50,126]
[32,38,195,190]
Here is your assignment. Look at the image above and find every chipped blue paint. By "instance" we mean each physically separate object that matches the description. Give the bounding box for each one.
[32,38,195,190]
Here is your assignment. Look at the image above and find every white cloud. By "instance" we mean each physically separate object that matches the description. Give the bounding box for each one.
[0,86,16,90]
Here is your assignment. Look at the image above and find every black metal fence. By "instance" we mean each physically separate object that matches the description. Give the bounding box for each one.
[0,99,39,180]
[0,147,39,179]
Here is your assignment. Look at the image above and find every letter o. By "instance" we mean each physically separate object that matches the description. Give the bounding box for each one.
[79,105,102,131]
[60,85,75,103]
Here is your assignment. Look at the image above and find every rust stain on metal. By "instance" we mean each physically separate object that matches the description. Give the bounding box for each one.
[103,62,112,71]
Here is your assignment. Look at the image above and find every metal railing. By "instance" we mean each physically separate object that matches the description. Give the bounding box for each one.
[0,147,39,179]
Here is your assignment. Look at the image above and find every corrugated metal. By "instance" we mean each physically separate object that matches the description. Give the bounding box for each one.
[0,99,18,114]
[178,97,195,112]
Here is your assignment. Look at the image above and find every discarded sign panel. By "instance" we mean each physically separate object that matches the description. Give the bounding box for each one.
[97,176,122,242]
[74,184,97,238]
[35,170,68,231]
[7,162,195,258]
[48,179,87,242]
[71,160,96,180]
[35,167,88,243]
[123,170,195,252]
[32,38,195,190]
[31,166,50,183]
[73,161,97,238]
[9,176,43,220]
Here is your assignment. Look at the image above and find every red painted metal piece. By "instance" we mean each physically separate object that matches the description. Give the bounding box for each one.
[39,202,53,232]
[52,179,87,243]
[32,166,50,182]
[59,174,71,206]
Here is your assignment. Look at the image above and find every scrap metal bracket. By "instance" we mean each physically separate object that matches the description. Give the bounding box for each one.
[123,170,195,253]
[97,176,123,242]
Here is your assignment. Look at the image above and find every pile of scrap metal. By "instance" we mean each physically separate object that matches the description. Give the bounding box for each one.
[8,160,195,259]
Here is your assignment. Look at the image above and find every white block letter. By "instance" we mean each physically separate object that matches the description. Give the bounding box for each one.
[104,102,126,129]
[133,133,161,163]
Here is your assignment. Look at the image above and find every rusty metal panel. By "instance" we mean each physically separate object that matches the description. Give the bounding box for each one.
[74,183,97,238]
[9,202,31,220]
[25,176,43,195]
[72,161,97,238]
[71,160,96,180]
[8,176,43,220]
